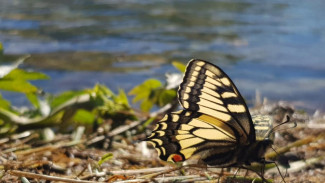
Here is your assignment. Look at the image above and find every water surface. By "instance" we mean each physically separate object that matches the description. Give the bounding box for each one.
[0,0,324,111]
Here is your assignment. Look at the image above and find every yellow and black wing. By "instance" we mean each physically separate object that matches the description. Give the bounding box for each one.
[146,59,256,166]
[146,110,240,166]
[178,59,255,143]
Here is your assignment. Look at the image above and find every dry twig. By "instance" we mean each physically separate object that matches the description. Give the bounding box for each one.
[8,170,98,183]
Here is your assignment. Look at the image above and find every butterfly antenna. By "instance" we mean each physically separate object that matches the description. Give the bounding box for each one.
[267,115,296,139]
[270,146,287,183]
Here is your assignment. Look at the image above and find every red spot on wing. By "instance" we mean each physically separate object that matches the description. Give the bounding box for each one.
[172,154,183,162]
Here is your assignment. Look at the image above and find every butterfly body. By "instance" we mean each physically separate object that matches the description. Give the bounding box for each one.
[146,59,273,167]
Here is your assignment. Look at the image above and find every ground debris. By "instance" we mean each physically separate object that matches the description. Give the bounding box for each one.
[0,104,324,182]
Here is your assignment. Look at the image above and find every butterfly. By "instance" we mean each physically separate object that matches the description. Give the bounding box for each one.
[146,59,274,167]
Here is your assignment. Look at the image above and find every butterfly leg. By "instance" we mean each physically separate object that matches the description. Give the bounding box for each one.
[217,168,224,183]
[260,158,273,183]
[240,165,271,183]
[233,167,241,178]
[243,168,249,178]
[260,158,288,183]
[270,161,287,183]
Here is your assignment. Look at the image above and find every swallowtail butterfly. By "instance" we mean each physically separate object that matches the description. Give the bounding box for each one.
[146,59,274,167]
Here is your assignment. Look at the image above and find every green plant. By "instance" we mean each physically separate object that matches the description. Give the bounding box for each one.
[0,56,49,113]
[129,61,185,112]
[0,42,3,56]
[0,56,136,135]
[129,79,176,112]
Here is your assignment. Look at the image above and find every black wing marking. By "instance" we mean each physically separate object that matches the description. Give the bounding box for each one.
[178,59,255,144]
[146,110,240,166]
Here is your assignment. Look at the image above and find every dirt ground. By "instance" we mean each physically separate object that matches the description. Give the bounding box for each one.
[0,102,324,183]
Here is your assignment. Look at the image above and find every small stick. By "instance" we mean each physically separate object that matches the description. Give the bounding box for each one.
[13,139,85,156]
[8,170,98,183]
[14,145,59,156]
[266,134,324,159]
[107,121,141,137]
[110,167,172,175]
[115,175,202,183]
[3,145,31,153]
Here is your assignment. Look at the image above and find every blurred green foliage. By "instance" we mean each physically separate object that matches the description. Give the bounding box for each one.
[98,152,113,166]
[0,56,49,114]
[0,42,186,136]
[172,61,186,73]
[129,79,177,112]
[0,42,3,56]
[0,55,136,136]
[129,61,185,112]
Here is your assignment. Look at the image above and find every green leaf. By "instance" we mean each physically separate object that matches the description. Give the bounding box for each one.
[172,61,186,73]
[129,79,162,104]
[73,109,95,124]
[0,94,11,110]
[129,79,162,95]
[145,79,162,88]
[98,153,113,166]
[158,89,177,106]
[140,99,154,112]
[129,79,177,112]
[0,80,37,93]
[26,93,40,109]
[116,89,129,106]
[3,68,49,80]
[132,90,150,103]
[94,84,114,97]
[0,42,3,55]
[0,59,24,78]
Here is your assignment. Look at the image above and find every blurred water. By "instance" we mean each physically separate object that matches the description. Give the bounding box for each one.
[0,0,324,111]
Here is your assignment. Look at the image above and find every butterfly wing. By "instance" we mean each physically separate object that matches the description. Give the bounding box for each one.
[146,59,257,166]
[178,59,256,144]
[146,110,241,166]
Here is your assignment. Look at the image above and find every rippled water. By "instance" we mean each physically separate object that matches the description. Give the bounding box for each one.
[0,0,325,111]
